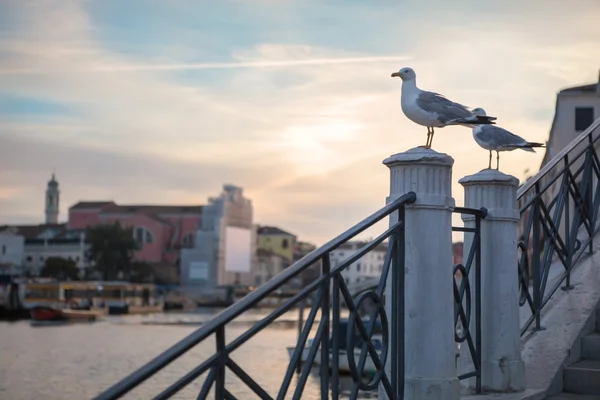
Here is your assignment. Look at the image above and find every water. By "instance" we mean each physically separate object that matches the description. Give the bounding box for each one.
[0,308,378,399]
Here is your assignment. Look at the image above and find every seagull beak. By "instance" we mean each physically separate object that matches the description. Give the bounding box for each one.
[391,72,400,78]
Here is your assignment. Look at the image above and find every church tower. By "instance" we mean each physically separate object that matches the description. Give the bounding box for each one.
[45,173,59,224]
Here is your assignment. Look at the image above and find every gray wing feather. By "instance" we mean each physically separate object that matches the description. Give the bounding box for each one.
[416,91,473,122]
[476,125,528,148]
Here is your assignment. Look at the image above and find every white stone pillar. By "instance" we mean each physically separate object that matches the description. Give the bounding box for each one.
[458,169,525,392]
[383,147,459,400]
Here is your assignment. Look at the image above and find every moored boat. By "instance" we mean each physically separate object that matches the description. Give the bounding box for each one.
[29,307,102,326]
[30,306,64,321]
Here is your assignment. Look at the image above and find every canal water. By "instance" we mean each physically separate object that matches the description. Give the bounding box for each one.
[0,308,378,399]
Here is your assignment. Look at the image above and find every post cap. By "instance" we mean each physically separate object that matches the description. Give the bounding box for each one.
[383,147,454,168]
[458,169,519,187]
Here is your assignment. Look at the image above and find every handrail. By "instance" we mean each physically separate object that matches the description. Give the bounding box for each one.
[94,191,417,400]
[518,117,600,197]
[516,117,600,334]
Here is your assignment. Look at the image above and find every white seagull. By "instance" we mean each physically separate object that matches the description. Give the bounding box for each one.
[391,67,497,149]
[470,108,545,170]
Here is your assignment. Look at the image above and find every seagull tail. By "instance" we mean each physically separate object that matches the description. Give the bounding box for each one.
[520,142,546,153]
[449,115,497,125]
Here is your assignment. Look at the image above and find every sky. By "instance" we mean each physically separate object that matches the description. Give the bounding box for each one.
[1,0,600,245]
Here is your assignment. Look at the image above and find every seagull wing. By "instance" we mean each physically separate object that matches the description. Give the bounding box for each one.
[416,91,473,123]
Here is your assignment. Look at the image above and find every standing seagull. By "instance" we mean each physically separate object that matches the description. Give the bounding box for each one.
[391,67,497,148]
[470,108,545,170]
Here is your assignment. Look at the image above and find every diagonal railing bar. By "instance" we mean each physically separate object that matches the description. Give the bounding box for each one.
[292,317,328,399]
[277,289,323,400]
[517,118,600,334]
[194,368,215,400]
[153,353,217,399]
[226,358,273,400]
[223,389,236,400]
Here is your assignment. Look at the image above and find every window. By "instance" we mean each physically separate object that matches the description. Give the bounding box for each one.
[356,263,361,272]
[182,233,195,248]
[134,227,153,247]
[26,256,32,262]
[282,239,288,249]
[575,107,594,132]
[1,245,5,255]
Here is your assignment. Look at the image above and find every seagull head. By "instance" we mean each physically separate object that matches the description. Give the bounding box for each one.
[471,107,487,116]
[391,67,415,81]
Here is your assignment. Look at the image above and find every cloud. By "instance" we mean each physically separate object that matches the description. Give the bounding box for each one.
[1,0,600,245]
[0,55,412,75]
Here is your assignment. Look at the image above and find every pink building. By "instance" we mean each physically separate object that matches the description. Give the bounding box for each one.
[68,202,203,267]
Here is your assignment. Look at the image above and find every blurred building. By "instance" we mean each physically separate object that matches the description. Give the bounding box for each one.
[329,241,386,286]
[256,226,297,261]
[252,249,290,287]
[180,185,255,291]
[0,231,24,275]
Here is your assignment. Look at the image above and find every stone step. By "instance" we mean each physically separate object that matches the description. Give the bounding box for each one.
[546,394,600,400]
[582,332,600,360]
[564,359,600,395]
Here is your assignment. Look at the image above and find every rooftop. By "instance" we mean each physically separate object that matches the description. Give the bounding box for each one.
[257,226,296,237]
[0,223,69,240]
[101,204,204,214]
[69,201,116,210]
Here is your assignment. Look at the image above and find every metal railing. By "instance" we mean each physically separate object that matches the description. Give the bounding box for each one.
[517,118,600,335]
[94,192,416,400]
[452,207,486,393]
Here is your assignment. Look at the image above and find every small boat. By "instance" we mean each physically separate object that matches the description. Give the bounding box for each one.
[29,306,102,326]
[286,319,383,376]
[30,306,64,321]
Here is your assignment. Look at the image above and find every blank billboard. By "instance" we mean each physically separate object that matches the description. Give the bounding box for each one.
[224,226,252,273]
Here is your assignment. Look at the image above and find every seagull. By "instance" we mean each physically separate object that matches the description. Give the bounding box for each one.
[470,108,545,170]
[391,67,497,149]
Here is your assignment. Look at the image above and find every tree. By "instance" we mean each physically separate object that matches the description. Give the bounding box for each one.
[40,257,80,281]
[86,222,138,280]
[130,261,155,283]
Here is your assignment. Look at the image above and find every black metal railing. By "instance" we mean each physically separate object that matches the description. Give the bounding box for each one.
[94,192,416,400]
[452,207,486,393]
[517,118,600,335]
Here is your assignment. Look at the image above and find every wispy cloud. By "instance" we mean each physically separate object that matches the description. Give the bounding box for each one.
[0,55,412,75]
[1,0,600,244]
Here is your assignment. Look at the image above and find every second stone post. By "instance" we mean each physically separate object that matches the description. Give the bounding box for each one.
[459,169,525,392]
[384,147,460,400]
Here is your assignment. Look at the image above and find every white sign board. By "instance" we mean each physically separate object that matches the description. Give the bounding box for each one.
[224,226,252,273]
[189,261,209,281]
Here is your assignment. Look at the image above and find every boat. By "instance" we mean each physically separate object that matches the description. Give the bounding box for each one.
[94,282,164,314]
[29,305,102,325]
[286,319,383,376]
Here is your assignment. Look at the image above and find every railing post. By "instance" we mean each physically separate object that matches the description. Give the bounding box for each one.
[382,147,459,400]
[459,170,525,392]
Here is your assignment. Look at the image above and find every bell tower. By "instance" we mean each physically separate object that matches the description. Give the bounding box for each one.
[45,173,59,224]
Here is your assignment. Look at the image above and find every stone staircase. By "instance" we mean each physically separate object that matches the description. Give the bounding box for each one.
[547,309,600,399]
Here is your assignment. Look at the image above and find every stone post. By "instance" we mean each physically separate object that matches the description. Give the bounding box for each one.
[383,147,459,400]
[459,169,525,392]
